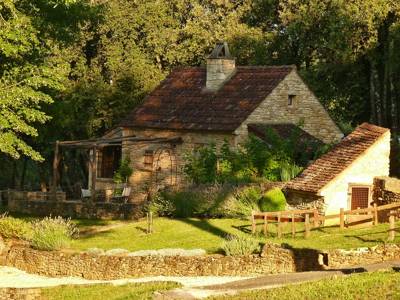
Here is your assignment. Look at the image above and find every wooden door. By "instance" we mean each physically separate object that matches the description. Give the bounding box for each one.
[351,187,370,210]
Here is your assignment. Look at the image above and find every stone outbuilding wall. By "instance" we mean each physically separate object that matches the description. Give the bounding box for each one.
[321,131,390,217]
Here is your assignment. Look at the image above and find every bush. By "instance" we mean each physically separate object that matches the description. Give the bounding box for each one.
[280,162,303,181]
[221,235,260,256]
[222,186,262,218]
[30,216,78,251]
[152,184,266,218]
[259,188,287,212]
[0,214,31,240]
[151,185,233,218]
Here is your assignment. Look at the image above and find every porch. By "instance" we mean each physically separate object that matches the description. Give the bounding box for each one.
[1,135,182,219]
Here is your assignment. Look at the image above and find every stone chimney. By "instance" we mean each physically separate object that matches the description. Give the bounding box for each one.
[206,42,236,91]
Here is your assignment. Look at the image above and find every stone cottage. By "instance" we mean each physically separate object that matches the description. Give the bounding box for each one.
[93,42,343,197]
[286,123,391,221]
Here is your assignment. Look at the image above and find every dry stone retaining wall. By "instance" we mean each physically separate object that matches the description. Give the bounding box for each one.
[7,199,144,220]
[2,243,399,280]
[0,288,41,300]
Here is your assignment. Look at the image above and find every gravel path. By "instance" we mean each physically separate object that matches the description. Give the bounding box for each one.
[0,266,251,289]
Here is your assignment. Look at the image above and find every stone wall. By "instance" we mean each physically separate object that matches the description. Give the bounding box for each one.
[7,199,144,220]
[120,128,234,192]
[373,176,400,205]
[0,288,41,300]
[325,244,400,268]
[235,70,343,144]
[285,190,326,214]
[1,243,399,280]
[3,245,296,279]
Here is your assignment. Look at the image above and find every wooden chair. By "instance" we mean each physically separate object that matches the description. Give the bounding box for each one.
[111,187,131,203]
[81,189,91,199]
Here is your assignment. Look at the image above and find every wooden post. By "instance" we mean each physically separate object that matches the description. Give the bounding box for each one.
[313,209,319,228]
[277,212,282,239]
[291,213,296,238]
[51,141,60,201]
[90,146,97,203]
[340,208,345,230]
[304,213,310,239]
[263,214,268,236]
[373,203,378,225]
[251,211,256,234]
[389,210,395,241]
[147,212,153,234]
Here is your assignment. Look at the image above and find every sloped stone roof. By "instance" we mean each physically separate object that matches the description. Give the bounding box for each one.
[119,66,294,132]
[286,123,390,193]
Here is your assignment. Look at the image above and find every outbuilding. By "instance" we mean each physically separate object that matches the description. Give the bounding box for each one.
[285,123,391,220]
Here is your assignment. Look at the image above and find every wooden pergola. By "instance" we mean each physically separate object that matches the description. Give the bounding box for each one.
[51,135,182,202]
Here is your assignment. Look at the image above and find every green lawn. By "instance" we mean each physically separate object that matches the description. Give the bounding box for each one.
[41,282,179,300]
[69,217,400,253]
[210,271,400,300]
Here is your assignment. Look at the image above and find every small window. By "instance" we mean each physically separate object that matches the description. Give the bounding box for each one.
[144,150,154,168]
[288,94,296,106]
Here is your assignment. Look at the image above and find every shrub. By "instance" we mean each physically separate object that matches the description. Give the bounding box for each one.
[280,162,303,181]
[152,184,234,218]
[259,188,287,212]
[0,214,31,240]
[222,186,262,218]
[221,234,260,256]
[30,216,78,251]
[113,158,133,184]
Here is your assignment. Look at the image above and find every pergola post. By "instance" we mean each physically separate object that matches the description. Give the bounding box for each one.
[90,145,97,203]
[51,140,60,201]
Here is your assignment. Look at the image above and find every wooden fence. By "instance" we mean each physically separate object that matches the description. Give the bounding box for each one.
[251,202,400,239]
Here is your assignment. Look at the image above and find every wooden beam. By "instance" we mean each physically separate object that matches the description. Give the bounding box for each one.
[58,136,183,148]
[51,141,60,201]
[90,146,97,204]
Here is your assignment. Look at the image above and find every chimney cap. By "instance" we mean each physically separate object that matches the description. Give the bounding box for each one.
[208,41,232,59]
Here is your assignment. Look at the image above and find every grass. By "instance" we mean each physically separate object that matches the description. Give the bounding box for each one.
[41,282,179,300]
[68,217,400,253]
[1,208,399,253]
[209,271,400,300]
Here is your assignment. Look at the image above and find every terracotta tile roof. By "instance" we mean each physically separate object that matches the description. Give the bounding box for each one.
[119,66,295,131]
[247,123,323,147]
[286,123,390,193]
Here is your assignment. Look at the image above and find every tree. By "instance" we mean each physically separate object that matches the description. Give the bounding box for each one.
[0,1,64,160]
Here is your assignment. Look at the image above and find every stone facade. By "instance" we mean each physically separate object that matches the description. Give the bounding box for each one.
[235,70,343,144]
[7,199,144,220]
[96,128,234,194]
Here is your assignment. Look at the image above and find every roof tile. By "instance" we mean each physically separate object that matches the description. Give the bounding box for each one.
[119,66,294,131]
